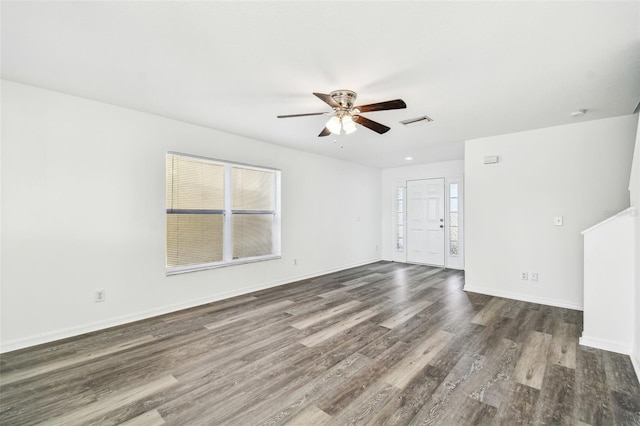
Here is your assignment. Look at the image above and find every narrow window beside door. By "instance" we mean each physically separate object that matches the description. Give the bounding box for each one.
[396,187,405,251]
[449,183,459,256]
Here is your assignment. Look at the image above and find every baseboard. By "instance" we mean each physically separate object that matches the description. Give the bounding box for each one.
[578,335,633,355]
[1,257,382,353]
[463,285,583,311]
[631,350,640,381]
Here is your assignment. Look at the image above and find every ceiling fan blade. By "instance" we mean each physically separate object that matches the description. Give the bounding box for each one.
[355,99,406,113]
[277,112,326,118]
[313,92,341,109]
[354,115,391,134]
[318,127,331,137]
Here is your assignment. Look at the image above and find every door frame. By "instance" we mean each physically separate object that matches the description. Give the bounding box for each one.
[392,175,464,270]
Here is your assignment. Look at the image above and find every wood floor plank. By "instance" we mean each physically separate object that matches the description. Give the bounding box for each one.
[471,298,507,326]
[203,299,294,331]
[602,350,640,425]
[0,335,156,386]
[532,364,575,424]
[368,364,446,425]
[160,295,258,324]
[317,280,372,299]
[547,322,577,369]
[408,351,486,425]
[290,300,362,329]
[299,307,380,347]
[1,261,637,425]
[330,380,400,425]
[285,405,332,426]
[574,347,615,425]
[467,337,520,408]
[512,330,552,389]
[379,300,433,329]
[119,409,166,426]
[382,330,453,389]
[228,353,372,425]
[494,382,540,424]
[317,340,411,416]
[39,375,177,426]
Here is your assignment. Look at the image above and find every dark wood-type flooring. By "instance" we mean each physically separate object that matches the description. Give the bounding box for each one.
[1,262,639,425]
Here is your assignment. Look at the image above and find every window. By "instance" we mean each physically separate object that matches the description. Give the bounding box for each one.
[449,182,459,256]
[396,187,405,251]
[166,152,280,274]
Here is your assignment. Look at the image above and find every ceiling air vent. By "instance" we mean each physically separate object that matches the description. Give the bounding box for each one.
[399,115,433,127]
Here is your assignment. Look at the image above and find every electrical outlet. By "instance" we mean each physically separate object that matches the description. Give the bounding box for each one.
[293,259,297,266]
[521,272,528,280]
[95,289,106,303]
[530,272,538,281]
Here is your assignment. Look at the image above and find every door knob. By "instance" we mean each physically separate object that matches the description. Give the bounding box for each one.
[440,225,444,228]
[440,218,444,222]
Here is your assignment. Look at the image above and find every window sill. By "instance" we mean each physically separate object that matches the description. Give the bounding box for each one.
[166,255,282,276]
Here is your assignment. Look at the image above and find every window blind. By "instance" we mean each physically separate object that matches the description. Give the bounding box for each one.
[166,155,225,268]
[166,153,280,273]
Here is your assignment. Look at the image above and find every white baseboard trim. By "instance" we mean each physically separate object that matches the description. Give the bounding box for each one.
[631,351,640,381]
[463,285,583,311]
[579,335,632,355]
[1,257,382,353]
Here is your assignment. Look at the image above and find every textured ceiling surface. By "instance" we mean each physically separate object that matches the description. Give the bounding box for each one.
[2,1,639,168]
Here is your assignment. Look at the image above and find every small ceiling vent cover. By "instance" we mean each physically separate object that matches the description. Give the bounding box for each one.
[400,115,433,127]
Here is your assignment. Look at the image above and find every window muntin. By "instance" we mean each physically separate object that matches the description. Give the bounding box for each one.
[166,153,280,274]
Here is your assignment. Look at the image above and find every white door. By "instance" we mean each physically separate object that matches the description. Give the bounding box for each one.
[406,178,445,266]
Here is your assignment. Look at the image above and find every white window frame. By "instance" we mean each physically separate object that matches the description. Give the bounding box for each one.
[446,176,464,270]
[166,152,281,275]
[395,186,405,252]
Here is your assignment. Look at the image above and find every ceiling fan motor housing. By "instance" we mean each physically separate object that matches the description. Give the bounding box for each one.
[330,90,357,110]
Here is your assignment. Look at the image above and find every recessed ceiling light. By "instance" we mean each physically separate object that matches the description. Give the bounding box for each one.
[404,156,413,161]
[571,109,587,117]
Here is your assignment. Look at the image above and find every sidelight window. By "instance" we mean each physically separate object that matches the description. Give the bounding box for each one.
[396,187,405,251]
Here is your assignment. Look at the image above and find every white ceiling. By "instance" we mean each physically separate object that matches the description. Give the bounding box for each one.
[2,1,639,168]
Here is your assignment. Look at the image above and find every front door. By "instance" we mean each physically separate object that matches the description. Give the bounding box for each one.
[406,178,445,266]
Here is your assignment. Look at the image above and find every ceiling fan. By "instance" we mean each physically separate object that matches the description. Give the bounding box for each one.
[277,90,406,137]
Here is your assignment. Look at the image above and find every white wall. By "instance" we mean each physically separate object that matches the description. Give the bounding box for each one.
[629,114,640,375]
[465,115,637,309]
[0,81,382,352]
[381,160,464,266]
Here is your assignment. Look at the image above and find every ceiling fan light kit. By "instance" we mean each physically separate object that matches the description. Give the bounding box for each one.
[326,116,342,134]
[278,89,406,137]
[341,115,357,134]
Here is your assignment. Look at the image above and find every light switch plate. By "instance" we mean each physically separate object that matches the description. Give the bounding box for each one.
[554,216,563,226]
